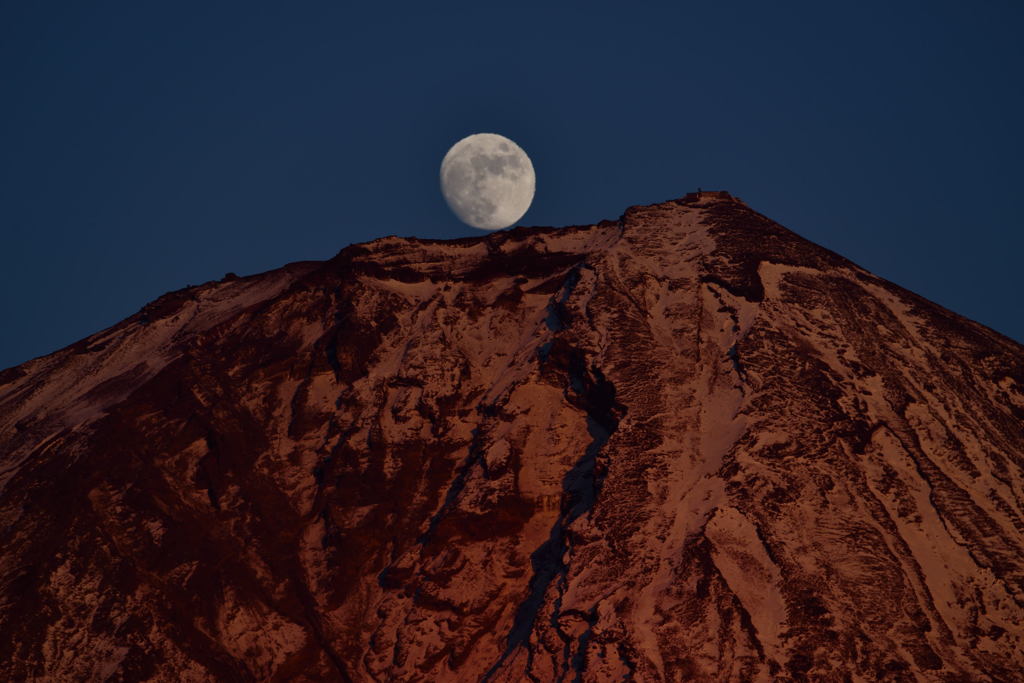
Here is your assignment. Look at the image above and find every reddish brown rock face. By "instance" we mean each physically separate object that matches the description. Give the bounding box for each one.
[2,193,1023,681]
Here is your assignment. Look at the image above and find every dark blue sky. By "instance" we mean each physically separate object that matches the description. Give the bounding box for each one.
[2,1,1022,369]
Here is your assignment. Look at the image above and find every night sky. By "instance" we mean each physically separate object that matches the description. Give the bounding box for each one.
[2,1,1022,370]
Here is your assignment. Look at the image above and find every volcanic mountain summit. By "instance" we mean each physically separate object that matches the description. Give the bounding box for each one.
[2,192,1023,681]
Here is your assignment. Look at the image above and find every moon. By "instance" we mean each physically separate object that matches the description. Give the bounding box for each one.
[440,133,535,230]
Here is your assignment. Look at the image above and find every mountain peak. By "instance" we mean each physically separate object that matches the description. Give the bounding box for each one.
[2,196,1023,680]
[679,188,745,204]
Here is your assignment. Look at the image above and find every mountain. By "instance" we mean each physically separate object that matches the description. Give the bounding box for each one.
[1,191,1023,681]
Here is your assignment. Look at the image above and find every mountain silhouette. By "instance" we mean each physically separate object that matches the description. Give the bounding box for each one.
[2,191,1022,681]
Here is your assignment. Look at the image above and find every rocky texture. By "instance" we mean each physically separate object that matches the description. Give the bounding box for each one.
[2,191,1023,681]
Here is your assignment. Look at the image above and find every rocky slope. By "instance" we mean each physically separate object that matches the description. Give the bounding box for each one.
[1,191,1023,681]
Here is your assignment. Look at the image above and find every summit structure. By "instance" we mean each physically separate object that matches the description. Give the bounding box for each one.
[1,193,1022,680]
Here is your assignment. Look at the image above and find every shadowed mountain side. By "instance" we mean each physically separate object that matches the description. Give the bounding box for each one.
[1,192,1023,681]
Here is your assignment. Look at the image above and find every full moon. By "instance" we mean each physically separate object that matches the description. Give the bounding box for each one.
[440,133,535,231]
